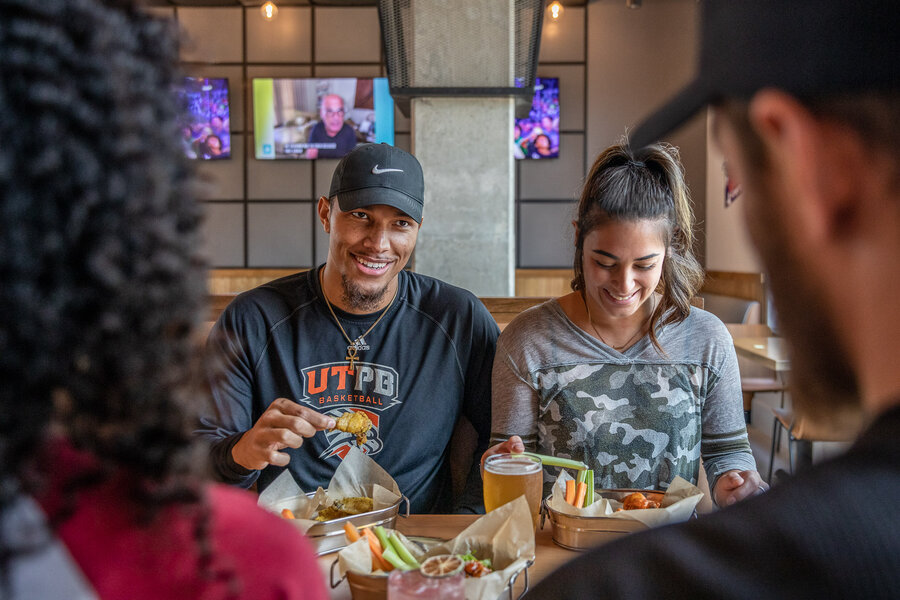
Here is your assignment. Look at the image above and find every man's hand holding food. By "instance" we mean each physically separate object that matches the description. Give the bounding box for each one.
[231,398,336,470]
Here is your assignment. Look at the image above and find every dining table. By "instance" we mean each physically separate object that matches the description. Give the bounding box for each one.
[730,334,815,473]
[731,336,791,372]
[318,513,579,599]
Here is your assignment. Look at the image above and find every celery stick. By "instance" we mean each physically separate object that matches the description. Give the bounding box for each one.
[577,469,588,485]
[374,525,391,551]
[513,452,587,471]
[382,545,415,571]
[585,469,594,506]
[388,532,420,568]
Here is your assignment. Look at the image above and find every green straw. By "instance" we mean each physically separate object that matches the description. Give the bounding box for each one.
[585,469,594,506]
[512,452,587,471]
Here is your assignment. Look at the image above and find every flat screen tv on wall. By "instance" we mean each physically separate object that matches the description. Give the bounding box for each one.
[179,77,231,160]
[253,77,394,160]
[514,77,560,160]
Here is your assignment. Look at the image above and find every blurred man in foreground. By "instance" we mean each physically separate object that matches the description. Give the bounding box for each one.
[528,1,899,597]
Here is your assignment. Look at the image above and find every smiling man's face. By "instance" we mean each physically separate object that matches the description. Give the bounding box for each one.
[318,197,419,313]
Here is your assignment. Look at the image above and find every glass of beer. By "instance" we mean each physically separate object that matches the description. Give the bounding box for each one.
[483,453,542,529]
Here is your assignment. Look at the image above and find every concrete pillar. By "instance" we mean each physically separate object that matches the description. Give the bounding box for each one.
[407,0,516,296]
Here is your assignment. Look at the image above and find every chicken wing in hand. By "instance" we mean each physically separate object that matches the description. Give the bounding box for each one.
[332,411,373,445]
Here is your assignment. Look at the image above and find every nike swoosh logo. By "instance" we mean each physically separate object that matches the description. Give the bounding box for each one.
[372,165,403,175]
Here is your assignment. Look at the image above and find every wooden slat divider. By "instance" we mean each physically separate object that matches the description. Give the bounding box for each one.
[700,270,765,304]
[208,268,301,295]
[514,268,573,297]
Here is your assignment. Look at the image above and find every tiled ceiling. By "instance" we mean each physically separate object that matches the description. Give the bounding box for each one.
[142,0,374,6]
[143,0,587,6]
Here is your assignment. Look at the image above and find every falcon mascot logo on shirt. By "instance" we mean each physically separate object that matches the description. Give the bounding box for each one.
[298,361,401,460]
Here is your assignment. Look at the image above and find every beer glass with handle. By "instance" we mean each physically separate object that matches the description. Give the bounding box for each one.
[482,453,542,529]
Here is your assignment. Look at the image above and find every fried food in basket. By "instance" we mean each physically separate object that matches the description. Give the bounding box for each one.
[619,491,662,511]
[313,496,374,522]
[332,411,373,445]
[459,552,493,577]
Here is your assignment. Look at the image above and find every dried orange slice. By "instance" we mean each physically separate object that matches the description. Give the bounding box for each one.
[420,554,463,578]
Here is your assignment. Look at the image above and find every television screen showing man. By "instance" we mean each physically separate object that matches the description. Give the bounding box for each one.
[305,94,357,159]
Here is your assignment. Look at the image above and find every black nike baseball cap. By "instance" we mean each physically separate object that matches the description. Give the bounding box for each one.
[631,0,899,149]
[328,143,425,223]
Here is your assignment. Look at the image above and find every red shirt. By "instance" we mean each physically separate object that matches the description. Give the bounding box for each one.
[36,440,327,600]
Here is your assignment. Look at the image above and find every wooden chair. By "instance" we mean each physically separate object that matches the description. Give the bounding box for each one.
[767,406,864,482]
[725,323,787,424]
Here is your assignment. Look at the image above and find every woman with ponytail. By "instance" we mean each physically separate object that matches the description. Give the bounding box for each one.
[485,140,764,507]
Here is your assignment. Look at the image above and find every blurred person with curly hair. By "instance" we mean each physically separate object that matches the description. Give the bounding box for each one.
[0,1,326,598]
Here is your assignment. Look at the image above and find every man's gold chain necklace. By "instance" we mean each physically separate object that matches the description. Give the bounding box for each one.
[320,269,397,371]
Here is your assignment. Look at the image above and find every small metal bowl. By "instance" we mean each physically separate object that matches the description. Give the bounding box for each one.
[540,489,665,551]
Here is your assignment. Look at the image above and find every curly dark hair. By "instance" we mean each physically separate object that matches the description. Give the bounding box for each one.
[572,140,704,352]
[0,0,210,566]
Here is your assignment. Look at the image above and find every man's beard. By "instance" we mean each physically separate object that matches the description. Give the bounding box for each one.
[341,273,390,312]
[743,176,860,425]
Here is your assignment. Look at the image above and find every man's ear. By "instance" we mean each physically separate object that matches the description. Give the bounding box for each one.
[748,90,859,243]
[317,196,331,233]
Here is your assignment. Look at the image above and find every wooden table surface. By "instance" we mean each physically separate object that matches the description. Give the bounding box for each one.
[732,336,791,372]
[318,513,579,599]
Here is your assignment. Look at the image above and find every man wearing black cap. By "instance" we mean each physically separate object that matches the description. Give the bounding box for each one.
[198,143,498,514]
[527,1,899,597]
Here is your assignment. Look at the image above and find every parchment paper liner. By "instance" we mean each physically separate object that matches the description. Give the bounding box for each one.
[258,446,401,534]
[338,495,535,600]
[547,473,703,527]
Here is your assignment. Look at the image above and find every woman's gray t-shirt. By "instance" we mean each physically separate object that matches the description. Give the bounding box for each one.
[491,300,755,497]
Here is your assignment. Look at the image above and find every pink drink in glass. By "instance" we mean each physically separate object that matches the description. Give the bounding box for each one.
[387,569,464,600]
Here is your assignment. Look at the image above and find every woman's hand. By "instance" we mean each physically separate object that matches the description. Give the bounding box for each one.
[713,469,769,507]
[480,436,525,469]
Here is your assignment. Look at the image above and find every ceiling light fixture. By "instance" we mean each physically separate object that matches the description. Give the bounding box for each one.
[260,1,278,21]
[548,1,564,20]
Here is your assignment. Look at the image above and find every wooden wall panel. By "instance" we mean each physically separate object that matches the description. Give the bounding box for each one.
[514,269,573,297]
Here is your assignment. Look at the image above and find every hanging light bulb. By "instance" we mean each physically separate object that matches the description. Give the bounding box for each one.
[260,1,278,22]
[548,1,564,20]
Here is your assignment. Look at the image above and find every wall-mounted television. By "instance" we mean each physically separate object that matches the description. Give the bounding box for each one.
[253,77,394,160]
[514,77,560,160]
[179,77,231,160]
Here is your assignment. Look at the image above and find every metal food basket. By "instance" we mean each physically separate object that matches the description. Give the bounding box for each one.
[540,489,665,551]
[306,493,409,556]
[330,536,534,600]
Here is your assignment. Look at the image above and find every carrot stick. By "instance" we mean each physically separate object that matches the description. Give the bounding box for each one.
[363,527,393,572]
[565,479,576,505]
[574,481,587,508]
[281,508,295,519]
[343,521,361,543]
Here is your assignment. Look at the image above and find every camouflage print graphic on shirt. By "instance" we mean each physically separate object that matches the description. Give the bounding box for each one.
[534,362,713,493]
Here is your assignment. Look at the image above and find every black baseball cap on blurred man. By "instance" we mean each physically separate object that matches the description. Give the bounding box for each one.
[631,0,899,149]
[329,143,425,224]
